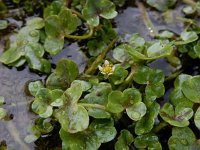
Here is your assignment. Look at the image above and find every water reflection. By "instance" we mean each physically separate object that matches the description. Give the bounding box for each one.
[0,64,43,149]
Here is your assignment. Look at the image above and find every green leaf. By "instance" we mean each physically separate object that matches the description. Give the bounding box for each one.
[54,83,88,133]
[182,6,196,15]
[26,17,45,29]
[128,33,145,47]
[8,57,26,67]
[82,83,112,118]
[28,81,44,96]
[145,83,165,100]
[0,108,6,119]
[58,8,81,34]
[34,118,54,134]
[124,41,173,61]
[181,31,198,42]
[24,134,39,143]
[170,74,193,107]
[32,88,51,116]
[160,103,193,127]
[25,42,44,57]
[71,80,92,92]
[0,20,8,30]
[174,74,192,88]
[60,119,116,150]
[45,15,62,38]
[43,1,63,18]
[17,26,40,43]
[55,104,89,133]
[0,96,5,106]
[107,88,144,120]
[193,41,200,58]
[134,134,162,150]
[158,30,174,39]
[135,102,160,135]
[194,107,200,130]
[89,119,116,143]
[126,102,147,121]
[170,88,193,108]
[44,36,64,55]
[31,88,63,117]
[46,59,79,90]
[60,128,99,150]
[33,105,52,123]
[107,91,124,113]
[176,31,198,45]
[146,41,173,58]
[108,65,128,85]
[82,0,117,27]
[50,98,63,107]
[115,129,134,150]
[88,40,105,57]
[0,45,23,64]
[182,76,200,103]
[65,82,83,103]
[113,45,131,63]
[168,127,200,150]
[147,0,177,11]
[25,44,51,73]
[133,66,164,84]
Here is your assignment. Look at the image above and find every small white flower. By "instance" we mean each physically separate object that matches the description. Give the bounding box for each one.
[98,60,115,76]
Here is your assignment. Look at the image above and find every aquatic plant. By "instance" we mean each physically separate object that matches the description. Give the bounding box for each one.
[1,0,200,149]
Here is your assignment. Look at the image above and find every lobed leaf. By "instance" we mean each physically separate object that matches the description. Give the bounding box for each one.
[134,133,162,150]
[46,59,79,90]
[115,129,134,150]
[168,127,200,150]
[135,102,160,135]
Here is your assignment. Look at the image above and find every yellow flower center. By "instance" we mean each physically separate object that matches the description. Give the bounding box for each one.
[101,64,114,75]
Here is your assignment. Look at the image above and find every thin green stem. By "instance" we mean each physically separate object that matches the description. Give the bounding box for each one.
[64,26,94,40]
[71,9,85,21]
[85,38,118,75]
[136,1,158,37]
[63,9,93,40]
[79,103,106,110]
[152,121,169,133]
[117,66,137,91]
